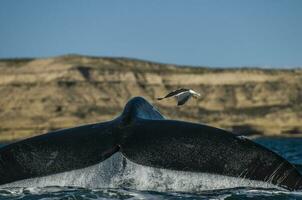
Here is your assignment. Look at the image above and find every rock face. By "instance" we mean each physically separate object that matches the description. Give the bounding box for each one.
[0,55,301,141]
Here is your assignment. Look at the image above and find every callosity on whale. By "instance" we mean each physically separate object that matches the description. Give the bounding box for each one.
[0,97,301,190]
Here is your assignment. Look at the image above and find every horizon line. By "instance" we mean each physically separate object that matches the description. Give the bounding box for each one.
[0,53,301,70]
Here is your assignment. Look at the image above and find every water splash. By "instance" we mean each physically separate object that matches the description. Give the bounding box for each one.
[0,187,302,200]
[2,153,280,192]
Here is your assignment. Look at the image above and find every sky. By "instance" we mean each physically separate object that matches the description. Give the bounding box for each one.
[0,0,301,68]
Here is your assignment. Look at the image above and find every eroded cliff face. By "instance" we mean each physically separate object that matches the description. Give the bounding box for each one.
[0,55,301,141]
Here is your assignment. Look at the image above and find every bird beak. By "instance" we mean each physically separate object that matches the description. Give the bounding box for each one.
[194,93,201,97]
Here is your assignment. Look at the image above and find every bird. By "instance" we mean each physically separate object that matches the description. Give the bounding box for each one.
[157,88,201,106]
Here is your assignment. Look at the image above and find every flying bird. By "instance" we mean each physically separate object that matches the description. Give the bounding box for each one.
[157,88,201,106]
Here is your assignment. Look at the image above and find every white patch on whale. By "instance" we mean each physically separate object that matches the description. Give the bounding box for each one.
[1,153,280,192]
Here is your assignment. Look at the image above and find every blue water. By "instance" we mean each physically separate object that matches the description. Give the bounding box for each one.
[0,137,302,200]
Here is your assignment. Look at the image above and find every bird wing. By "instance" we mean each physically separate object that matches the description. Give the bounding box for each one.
[177,93,191,105]
[157,88,189,100]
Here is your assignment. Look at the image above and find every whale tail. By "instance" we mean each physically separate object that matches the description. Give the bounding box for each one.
[120,118,302,191]
[0,97,302,190]
[0,120,120,185]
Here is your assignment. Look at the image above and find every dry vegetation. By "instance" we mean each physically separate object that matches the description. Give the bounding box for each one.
[0,55,301,142]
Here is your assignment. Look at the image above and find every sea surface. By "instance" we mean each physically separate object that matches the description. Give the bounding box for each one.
[0,137,302,200]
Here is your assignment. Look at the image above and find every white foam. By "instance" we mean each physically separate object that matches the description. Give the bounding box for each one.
[1,153,279,192]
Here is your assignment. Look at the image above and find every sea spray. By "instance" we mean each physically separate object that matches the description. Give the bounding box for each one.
[2,153,279,192]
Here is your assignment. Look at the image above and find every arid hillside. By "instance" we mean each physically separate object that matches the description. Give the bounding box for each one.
[0,55,301,141]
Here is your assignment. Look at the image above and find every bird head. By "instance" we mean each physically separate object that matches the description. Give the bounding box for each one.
[189,90,201,98]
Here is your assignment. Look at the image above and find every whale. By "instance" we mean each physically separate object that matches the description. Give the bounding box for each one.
[0,97,301,190]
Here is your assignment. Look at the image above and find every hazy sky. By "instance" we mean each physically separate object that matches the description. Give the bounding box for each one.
[0,0,301,67]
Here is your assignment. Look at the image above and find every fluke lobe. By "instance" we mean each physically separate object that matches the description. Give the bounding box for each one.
[0,97,301,190]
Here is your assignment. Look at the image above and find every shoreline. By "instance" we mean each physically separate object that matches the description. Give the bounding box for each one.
[1,133,302,145]
[1,55,302,145]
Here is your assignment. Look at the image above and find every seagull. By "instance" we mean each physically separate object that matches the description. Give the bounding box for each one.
[157,88,201,106]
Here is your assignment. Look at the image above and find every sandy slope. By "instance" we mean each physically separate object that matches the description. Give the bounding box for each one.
[0,55,301,141]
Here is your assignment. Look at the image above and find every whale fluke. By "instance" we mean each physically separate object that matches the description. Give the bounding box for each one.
[0,120,120,185]
[0,97,301,190]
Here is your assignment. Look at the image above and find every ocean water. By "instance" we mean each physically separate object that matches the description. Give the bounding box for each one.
[0,137,301,200]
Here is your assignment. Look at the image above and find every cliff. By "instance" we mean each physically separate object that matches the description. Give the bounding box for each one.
[0,55,301,141]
